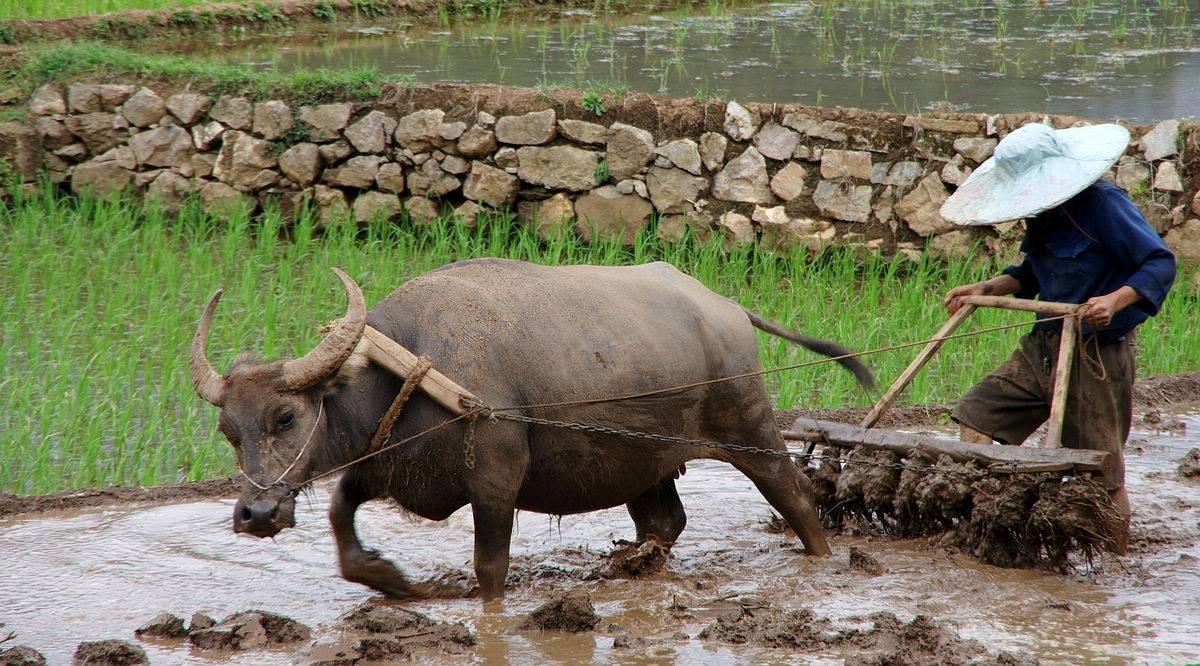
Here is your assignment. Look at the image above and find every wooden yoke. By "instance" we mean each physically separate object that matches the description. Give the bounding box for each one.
[360,326,477,416]
[859,295,1083,449]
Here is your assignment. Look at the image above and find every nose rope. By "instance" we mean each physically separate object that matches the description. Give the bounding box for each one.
[239,400,325,494]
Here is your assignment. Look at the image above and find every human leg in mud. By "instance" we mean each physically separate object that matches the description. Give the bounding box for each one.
[626,478,687,543]
[952,330,1133,553]
[330,474,431,599]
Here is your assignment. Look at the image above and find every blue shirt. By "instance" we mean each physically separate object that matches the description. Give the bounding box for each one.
[1002,181,1176,342]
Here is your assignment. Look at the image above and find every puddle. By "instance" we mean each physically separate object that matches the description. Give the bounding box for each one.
[205,0,1200,122]
[1,410,1198,664]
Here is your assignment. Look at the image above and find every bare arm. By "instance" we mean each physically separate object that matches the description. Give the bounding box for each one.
[943,274,1023,314]
[1079,285,1142,327]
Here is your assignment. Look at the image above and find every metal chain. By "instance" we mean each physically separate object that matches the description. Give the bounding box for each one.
[472,404,990,479]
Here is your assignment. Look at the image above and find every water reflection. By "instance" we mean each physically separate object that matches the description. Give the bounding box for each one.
[209,0,1200,122]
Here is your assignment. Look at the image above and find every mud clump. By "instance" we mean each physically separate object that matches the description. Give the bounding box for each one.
[835,450,902,516]
[698,605,829,649]
[188,612,216,633]
[310,601,474,662]
[699,605,1037,665]
[809,456,842,510]
[911,457,978,526]
[188,610,310,651]
[518,588,600,632]
[134,612,188,639]
[594,538,671,578]
[1028,477,1119,562]
[1177,448,1200,479]
[71,640,147,665]
[839,613,1038,666]
[1140,409,1186,434]
[0,646,47,666]
[848,546,886,576]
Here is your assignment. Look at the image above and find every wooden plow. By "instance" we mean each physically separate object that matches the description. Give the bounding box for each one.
[780,296,1121,567]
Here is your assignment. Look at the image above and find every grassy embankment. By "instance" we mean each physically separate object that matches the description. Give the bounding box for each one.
[3,189,1197,495]
[0,0,214,20]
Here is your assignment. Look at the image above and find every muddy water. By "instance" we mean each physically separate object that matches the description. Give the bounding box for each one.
[212,0,1200,122]
[2,412,1198,664]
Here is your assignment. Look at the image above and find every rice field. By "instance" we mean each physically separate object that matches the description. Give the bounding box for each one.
[2,188,1197,494]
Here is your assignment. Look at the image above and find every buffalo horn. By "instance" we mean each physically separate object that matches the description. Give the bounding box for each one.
[281,267,367,390]
[190,289,228,406]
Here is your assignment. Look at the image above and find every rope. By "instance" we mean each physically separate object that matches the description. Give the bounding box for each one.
[302,410,481,486]
[481,313,1075,414]
[241,400,324,493]
[367,355,434,456]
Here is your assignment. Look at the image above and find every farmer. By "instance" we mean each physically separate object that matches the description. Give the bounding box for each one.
[939,122,1176,554]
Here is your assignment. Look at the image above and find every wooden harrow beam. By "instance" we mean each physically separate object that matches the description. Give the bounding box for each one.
[788,296,1105,474]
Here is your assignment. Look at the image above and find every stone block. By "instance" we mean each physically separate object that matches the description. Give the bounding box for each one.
[606,122,655,181]
[574,185,653,245]
[820,149,872,180]
[895,172,952,236]
[253,100,293,141]
[812,180,873,223]
[464,162,519,208]
[559,119,609,146]
[516,145,601,192]
[494,109,557,145]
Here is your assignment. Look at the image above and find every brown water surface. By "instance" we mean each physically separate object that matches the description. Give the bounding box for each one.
[2,411,1198,664]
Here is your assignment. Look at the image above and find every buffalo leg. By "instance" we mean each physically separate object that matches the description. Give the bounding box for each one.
[727,434,832,556]
[626,478,687,543]
[330,475,428,598]
[470,500,515,600]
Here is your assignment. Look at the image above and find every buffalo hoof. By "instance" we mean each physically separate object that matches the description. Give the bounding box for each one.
[341,549,472,600]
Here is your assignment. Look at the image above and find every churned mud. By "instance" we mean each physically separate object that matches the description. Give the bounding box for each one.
[0,400,1197,663]
[698,603,1038,665]
[517,588,599,633]
[1179,449,1200,479]
[591,538,672,579]
[72,639,148,665]
[0,645,47,666]
[305,601,474,663]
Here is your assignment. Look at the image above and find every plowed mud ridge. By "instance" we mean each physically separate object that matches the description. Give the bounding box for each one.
[3,371,1197,518]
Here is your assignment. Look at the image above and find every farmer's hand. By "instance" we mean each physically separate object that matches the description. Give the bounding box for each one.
[1079,286,1142,328]
[944,283,986,314]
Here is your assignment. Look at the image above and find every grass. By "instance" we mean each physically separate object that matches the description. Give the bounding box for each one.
[7,41,393,105]
[0,0,217,20]
[2,188,1197,494]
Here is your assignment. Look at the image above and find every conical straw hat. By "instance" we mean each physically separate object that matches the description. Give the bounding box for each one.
[940,122,1130,226]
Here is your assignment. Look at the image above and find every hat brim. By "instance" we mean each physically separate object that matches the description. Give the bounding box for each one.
[940,124,1130,226]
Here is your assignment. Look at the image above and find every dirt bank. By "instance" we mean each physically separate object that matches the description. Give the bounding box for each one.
[0,477,239,518]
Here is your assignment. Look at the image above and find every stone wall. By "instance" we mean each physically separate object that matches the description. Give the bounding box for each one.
[7,81,1199,262]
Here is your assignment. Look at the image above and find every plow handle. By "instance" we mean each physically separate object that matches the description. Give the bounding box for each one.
[859,297,1082,445]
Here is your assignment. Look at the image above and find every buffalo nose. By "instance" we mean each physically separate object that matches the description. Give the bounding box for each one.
[233,498,281,536]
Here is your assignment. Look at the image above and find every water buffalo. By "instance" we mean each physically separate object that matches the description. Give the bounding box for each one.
[190,258,874,600]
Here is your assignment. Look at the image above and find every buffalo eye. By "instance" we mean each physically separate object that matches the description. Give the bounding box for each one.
[275,412,295,430]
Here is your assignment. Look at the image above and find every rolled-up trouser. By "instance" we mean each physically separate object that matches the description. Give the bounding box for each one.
[951,328,1133,490]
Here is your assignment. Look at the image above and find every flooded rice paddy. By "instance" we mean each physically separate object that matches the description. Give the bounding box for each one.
[215,0,1200,123]
[1,410,1198,664]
